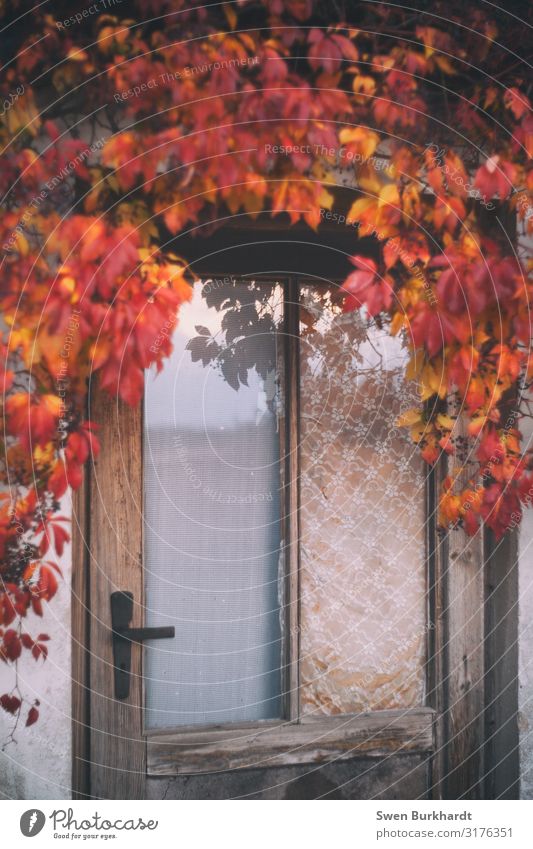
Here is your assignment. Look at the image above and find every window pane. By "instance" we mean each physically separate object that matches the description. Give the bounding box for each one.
[298,285,427,715]
[143,280,283,729]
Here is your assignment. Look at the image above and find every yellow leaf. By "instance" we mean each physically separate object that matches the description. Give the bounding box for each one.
[338,126,379,159]
[352,75,376,102]
[67,47,89,62]
[59,275,76,295]
[435,55,457,75]
[467,416,487,436]
[402,184,421,219]
[34,443,55,467]
[357,167,382,195]
[9,230,29,256]
[379,184,400,209]
[239,34,257,52]
[397,408,423,427]
[421,362,447,399]
[406,353,422,382]
[225,191,242,215]
[436,413,454,430]
[318,188,334,209]
[243,191,265,215]
[390,311,405,335]
[346,197,375,222]
[411,424,427,443]
[223,2,238,30]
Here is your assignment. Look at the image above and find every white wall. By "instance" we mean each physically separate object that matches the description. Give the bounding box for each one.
[519,414,533,799]
[0,494,72,799]
[519,507,533,797]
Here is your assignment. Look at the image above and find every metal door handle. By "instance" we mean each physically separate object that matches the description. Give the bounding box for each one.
[111,591,175,700]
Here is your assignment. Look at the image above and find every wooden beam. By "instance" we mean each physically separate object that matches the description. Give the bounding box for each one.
[427,414,487,799]
[442,416,486,799]
[87,384,146,799]
[147,708,435,775]
[445,523,485,798]
[283,280,300,721]
[484,528,519,798]
[426,459,448,799]
[71,467,91,799]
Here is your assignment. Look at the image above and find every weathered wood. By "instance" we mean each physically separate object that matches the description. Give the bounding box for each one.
[480,208,519,800]
[88,384,145,799]
[484,528,519,798]
[284,280,300,721]
[445,535,486,799]
[71,468,91,799]
[147,753,429,799]
[146,708,435,775]
[443,416,486,799]
[426,459,448,800]
[426,199,518,797]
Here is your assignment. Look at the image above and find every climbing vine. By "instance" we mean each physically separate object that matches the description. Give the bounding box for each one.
[1,0,532,728]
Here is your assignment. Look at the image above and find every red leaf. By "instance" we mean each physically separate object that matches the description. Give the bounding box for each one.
[13,590,30,617]
[464,509,480,536]
[31,596,43,617]
[26,706,39,726]
[473,156,516,201]
[47,461,69,499]
[504,87,531,121]
[37,565,58,602]
[5,393,62,450]
[65,460,83,491]
[32,643,48,661]
[52,523,70,557]
[1,594,17,626]
[3,629,21,661]
[436,268,467,315]
[0,694,21,715]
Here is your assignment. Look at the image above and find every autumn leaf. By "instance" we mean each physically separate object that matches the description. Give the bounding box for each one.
[6,394,62,450]
[474,156,516,200]
[307,29,358,74]
[1,0,532,731]
[338,126,379,159]
[3,629,22,661]
[26,706,39,726]
[0,694,21,715]
[36,565,59,603]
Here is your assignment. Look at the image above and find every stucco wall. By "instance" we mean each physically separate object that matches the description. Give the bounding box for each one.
[519,416,533,799]
[0,493,72,800]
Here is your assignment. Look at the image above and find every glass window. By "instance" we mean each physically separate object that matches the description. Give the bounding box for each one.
[143,280,284,729]
[298,284,427,715]
[142,278,427,731]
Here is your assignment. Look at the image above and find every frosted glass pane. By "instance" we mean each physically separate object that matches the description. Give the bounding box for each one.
[143,281,283,729]
[299,285,426,715]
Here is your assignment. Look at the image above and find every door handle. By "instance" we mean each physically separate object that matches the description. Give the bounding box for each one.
[110,591,175,700]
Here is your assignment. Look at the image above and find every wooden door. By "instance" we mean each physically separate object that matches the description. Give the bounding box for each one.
[72,269,517,800]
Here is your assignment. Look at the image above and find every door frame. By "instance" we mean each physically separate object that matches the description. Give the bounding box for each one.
[70,217,519,799]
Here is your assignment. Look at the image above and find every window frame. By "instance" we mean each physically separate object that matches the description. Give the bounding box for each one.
[140,273,435,767]
[141,276,292,732]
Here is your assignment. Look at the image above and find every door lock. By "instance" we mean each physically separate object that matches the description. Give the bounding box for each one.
[110,591,175,700]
